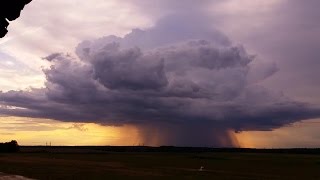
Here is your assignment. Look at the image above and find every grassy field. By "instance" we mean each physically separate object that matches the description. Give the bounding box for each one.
[0,148,320,179]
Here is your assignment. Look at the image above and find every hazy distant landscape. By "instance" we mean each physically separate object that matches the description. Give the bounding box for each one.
[0,146,320,179]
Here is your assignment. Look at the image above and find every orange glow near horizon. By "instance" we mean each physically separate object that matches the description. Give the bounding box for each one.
[0,117,141,146]
[1,117,320,148]
[236,119,320,148]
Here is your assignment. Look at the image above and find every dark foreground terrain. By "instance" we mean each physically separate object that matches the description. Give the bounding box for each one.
[0,147,320,179]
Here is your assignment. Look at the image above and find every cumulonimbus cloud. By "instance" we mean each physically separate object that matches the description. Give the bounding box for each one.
[1,6,320,147]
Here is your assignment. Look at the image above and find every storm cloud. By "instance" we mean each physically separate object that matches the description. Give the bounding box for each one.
[1,1,320,147]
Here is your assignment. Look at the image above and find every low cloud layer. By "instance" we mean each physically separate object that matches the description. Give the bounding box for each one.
[1,3,320,147]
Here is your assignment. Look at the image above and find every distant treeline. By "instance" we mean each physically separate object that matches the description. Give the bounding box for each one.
[95,146,320,154]
[88,146,320,154]
[0,140,19,153]
[21,146,320,154]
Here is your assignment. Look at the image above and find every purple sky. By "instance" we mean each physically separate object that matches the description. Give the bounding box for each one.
[0,0,320,147]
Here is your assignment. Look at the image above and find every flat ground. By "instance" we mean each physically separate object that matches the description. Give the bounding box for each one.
[0,148,320,179]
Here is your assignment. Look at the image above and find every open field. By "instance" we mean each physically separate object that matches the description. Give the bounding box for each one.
[0,147,320,179]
